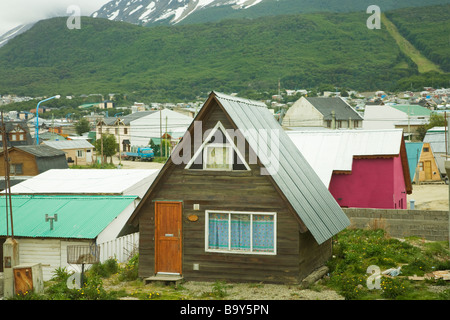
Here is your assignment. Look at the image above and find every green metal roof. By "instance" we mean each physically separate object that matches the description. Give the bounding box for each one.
[390,105,431,116]
[0,195,136,239]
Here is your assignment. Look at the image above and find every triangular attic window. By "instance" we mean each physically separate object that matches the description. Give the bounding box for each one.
[185,121,250,171]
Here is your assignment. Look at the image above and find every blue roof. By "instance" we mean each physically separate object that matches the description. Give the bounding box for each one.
[405,142,423,182]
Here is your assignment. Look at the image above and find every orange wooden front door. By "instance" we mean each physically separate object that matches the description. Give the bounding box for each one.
[155,201,182,274]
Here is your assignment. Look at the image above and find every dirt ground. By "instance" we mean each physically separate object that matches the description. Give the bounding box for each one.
[112,155,165,170]
[407,183,449,211]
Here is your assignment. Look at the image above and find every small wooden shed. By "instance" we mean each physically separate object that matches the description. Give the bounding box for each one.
[0,145,68,177]
[405,142,441,183]
[126,91,350,284]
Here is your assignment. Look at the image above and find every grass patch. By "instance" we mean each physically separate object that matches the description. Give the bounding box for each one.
[7,229,450,300]
[325,229,450,300]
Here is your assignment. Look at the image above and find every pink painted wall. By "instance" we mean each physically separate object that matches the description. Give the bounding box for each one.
[328,156,407,209]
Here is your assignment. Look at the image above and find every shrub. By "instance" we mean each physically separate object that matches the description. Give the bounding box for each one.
[380,277,409,299]
[330,273,367,300]
[118,253,139,281]
[90,258,119,278]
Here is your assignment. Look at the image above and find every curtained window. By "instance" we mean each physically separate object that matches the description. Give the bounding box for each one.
[204,144,232,170]
[206,211,276,255]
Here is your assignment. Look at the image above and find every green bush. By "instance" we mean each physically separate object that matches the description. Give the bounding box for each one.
[118,253,139,281]
[332,274,367,300]
[380,277,409,299]
[90,258,120,278]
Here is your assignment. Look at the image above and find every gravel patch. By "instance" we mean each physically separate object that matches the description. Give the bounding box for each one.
[181,281,344,300]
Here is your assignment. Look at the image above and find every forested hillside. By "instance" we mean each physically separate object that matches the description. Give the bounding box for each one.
[0,5,448,101]
[385,4,450,72]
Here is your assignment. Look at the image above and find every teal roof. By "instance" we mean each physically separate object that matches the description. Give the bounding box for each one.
[0,195,136,239]
[405,142,423,182]
[391,105,431,116]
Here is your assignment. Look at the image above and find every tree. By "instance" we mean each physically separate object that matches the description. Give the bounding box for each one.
[94,134,118,164]
[75,118,91,136]
[416,113,447,141]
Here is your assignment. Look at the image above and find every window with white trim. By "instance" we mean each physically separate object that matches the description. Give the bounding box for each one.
[206,210,276,255]
[203,144,232,171]
[185,121,250,172]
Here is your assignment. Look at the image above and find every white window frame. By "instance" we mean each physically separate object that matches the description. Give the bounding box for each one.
[77,150,84,158]
[203,143,233,171]
[185,121,250,171]
[205,210,277,255]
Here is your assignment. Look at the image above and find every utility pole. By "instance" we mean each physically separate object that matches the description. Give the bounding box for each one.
[408,105,411,141]
[165,116,168,158]
[99,119,104,165]
[2,111,19,299]
[118,118,122,166]
[1,112,13,238]
[160,106,162,157]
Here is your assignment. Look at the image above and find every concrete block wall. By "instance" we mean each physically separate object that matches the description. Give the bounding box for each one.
[343,208,449,242]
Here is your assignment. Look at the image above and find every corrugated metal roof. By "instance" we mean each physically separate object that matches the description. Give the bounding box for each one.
[103,111,157,125]
[390,104,431,117]
[213,92,350,245]
[287,129,404,187]
[7,169,159,197]
[15,145,66,157]
[43,139,94,149]
[424,127,446,153]
[305,97,363,120]
[0,195,136,239]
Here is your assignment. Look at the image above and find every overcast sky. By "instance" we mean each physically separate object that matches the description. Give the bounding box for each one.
[0,0,110,35]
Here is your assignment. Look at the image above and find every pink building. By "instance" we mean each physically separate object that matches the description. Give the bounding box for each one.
[288,129,412,209]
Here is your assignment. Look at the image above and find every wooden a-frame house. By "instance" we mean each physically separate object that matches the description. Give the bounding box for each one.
[125,91,350,284]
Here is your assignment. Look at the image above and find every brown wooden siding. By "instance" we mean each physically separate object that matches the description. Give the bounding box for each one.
[138,99,331,284]
[0,149,39,176]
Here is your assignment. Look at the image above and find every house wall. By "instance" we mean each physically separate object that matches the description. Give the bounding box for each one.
[329,156,407,209]
[363,105,407,130]
[130,109,192,146]
[12,238,93,281]
[137,100,331,284]
[417,143,441,181]
[0,149,39,176]
[65,148,92,166]
[96,125,131,152]
[281,98,323,127]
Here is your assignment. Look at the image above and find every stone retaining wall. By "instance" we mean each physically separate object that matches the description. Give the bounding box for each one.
[343,208,449,242]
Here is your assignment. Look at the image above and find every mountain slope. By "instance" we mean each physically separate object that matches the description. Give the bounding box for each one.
[92,0,265,25]
[0,23,35,48]
[386,4,450,73]
[0,7,448,100]
[91,0,450,26]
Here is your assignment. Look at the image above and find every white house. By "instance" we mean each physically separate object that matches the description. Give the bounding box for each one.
[363,104,431,140]
[7,168,159,199]
[1,169,160,280]
[130,109,193,146]
[282,96,363,129]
